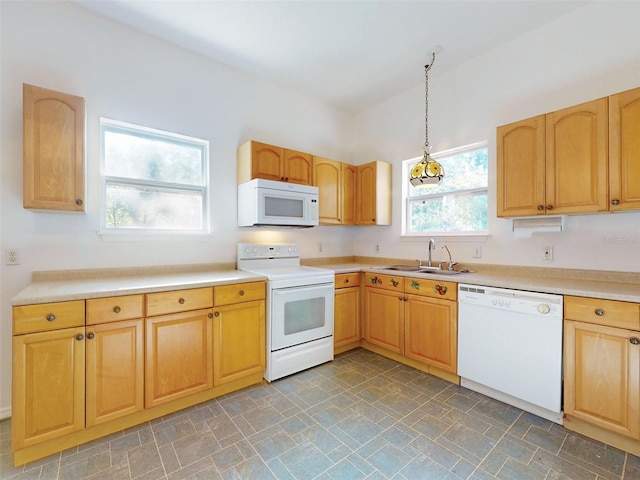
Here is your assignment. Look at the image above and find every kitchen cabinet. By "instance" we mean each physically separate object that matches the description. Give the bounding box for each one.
[497,97,608,217]
[12,301,85,450]
[213,282,266,385]
[356,161,392,225]
[363,273,458,374]
[609,86,640,211]
[145,288,214,408]
[23,83,86,212]
[334,273,361,352]
[85,295,144,427]
[564,296,640,446]
[312,157,356,225]
[237,140,312,185]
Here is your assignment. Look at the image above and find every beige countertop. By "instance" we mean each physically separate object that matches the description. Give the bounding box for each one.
[12,265,266,306]
[315,261,640,303]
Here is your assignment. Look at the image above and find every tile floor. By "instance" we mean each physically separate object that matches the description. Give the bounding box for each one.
[1,348,639,480]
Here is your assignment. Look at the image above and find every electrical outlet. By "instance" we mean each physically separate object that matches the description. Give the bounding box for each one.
[5,248,21,265]
[375,244,380,253]
[541,246,553,261]
[472,246,482,258]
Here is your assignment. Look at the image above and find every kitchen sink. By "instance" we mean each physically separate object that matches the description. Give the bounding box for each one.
[375,266,467,275]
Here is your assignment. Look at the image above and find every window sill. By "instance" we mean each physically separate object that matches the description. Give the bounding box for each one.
[99,230,213,242]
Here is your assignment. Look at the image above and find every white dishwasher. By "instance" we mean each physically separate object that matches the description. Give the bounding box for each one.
[457,284,563,424]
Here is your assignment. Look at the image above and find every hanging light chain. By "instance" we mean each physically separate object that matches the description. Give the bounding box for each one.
[424,52,435,150]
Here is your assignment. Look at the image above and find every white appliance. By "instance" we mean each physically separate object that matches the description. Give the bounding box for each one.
[237,179,319,227]
[457,284,564,423]
[237,243,334,381]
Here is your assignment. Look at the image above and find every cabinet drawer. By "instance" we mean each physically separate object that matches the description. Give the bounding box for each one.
[86,295,144,325]
[214,282,265,306]
[146,287,213,317]
[565,295,639,330]
[13,300,85,335]
[364,273,404,292]
[406,278,457,301]
[335,273,360,289]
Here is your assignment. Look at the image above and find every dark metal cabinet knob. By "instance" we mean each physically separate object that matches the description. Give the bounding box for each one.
[76,199,83,206]
[179,298,185,304]
[239,290,245,296]
[76,334,84,341]
[546,205,554,210]
[630,337,640,345]
[87,332,95,340]
[594,309,605,316]
[208,313,214,319]
[113,306,121,313]
[537,205,544,211]
[214,311,220,317]
[612,199,620,205]
[46,314,56,322]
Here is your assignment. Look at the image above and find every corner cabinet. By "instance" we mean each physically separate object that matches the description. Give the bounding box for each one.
[564,295,640,454]
[312,157,356,225]
[497,98,608,217]
[356,161,392,225]
[23,84,86,212]
[237,140,312,185]
[334,273,361,353]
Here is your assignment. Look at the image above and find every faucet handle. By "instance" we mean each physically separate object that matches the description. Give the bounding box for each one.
[416,259,423,267]
[448,262,459,272]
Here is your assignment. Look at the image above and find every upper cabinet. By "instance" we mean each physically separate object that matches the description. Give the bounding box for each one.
[23,84,86,212]
[312,156,356,225]
[497,98,608,217]
[609,86,640,211]
[498,86,640,218]
[356,161,392,225]
[237,140,312,185]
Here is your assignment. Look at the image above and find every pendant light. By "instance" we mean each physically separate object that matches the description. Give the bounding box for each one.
[410,49,444,186]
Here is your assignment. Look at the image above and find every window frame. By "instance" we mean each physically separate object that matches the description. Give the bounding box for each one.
[401,141,489,239]
[99,118,211,236]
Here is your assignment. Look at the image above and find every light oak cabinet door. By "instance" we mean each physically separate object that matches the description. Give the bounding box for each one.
[341,163,357,225]
[497,115,546,217]
[213,300,265,385]
[12,327,85,449]
[404,295,457,373]
[237,140,311,185]
[356,161,392,225]
[86,319,144,426]
[564,320,640,439]
[364,287,404,354]
[23,84,85,212]
[145,309,214,408]
[546,98,609,214]
[312,157,356,225]
[609,86,640,211]
[333,273,361,352]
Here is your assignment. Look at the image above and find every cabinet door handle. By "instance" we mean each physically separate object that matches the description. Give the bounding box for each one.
[214,311,220,317]
[76,334,84,341]
[546,205,554,210]
[113,306,121,313]
[179,298,185,304]
[46,314,56,322]
[345,279,349,284]
[87,332,95,340]
[239,290,245,296]
[537,205,544,211]
[630,337,640,345]
[612,199,620,205]
[208,313,214,319]
[75,199,83,206]
[594,309,605,316]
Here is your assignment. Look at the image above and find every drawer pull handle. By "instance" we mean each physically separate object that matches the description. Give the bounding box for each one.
[345,279,349,283]
[239,290,245,296]
[76,334,84,341]
[46,314,56,322]
[612,199,620,205]
[87,332,95,340]
[179,298,185,304]
[214,312,220,317]
[630,337,640,345]
[113,306,121,313]
[594,309,605,316]
[546,205,554,210]
[537,205,544,211]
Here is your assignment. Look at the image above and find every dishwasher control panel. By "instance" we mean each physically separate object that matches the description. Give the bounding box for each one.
[458,284,562,318]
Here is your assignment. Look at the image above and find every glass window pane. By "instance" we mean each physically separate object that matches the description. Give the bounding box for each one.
[409,194,488,233]
[105,183,203,230]
[104,129,204,185]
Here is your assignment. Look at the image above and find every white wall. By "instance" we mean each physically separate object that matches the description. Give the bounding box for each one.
[0,1,354,417]
[351,1,640,271]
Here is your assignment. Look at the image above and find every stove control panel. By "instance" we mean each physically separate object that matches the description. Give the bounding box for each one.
[238,243,300,260]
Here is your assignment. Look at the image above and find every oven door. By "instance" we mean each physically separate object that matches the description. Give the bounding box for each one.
[270,282,334,351]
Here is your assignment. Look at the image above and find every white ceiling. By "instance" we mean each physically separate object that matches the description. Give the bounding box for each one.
[73,0,590,113]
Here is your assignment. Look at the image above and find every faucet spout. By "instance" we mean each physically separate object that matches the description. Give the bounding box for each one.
[427,238,436,267]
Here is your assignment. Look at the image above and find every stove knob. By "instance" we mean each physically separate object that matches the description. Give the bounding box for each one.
[537,304,551,314]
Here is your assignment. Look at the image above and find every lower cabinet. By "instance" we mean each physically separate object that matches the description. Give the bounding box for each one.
[12,282,266,466]
[363,273,458,374]
[334,273,361,352]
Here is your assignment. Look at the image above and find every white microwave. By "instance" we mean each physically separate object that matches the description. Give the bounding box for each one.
[237,178,319,227]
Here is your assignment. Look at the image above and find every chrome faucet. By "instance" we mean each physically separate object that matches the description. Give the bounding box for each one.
[442,245,458,271]
[427,238,436,267]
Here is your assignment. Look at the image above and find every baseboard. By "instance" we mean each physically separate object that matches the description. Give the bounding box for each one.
[0,405,11,421]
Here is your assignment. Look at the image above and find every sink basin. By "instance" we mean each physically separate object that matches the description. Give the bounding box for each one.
[419,269,464,275]
[375,265,469,275]
[379,265,423,272]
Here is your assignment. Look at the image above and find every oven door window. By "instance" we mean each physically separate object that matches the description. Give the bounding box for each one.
[271,284,334,351]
